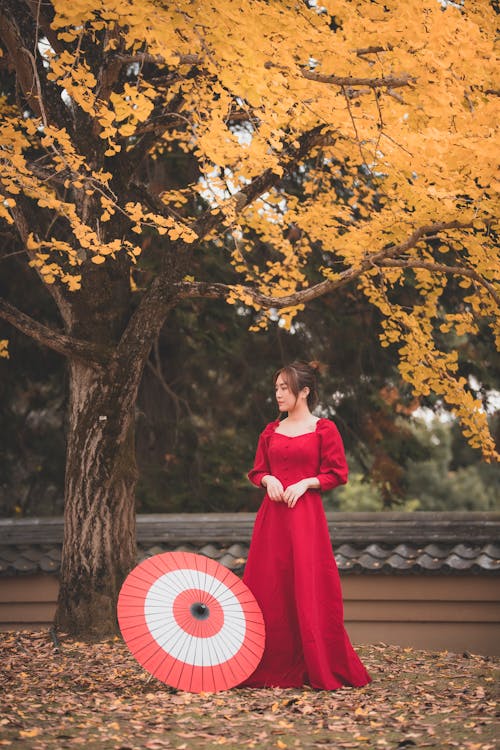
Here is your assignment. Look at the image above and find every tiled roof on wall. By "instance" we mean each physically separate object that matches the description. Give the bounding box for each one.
[1,512,499,577]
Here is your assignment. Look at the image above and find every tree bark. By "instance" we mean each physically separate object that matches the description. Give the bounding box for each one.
[55,357,139,638]
[51,259,178,638]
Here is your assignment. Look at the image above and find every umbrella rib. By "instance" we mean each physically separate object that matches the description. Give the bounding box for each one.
[146,617,188,642]
[174,626,197,686]
[137,635,169,673]
[239,632,266,655]
[184,565,199,595]
[215,626,245,656]
[182,552,201,593]
[206,630,226,670]
[202,636,219,692]
[146,554,174,579]
[194,555,208,596]
[205,575,228,601]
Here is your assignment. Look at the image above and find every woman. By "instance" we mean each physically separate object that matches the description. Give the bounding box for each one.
[240,361,371,690]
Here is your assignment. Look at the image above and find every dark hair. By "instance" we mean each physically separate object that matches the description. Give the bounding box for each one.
[273,360,320,410]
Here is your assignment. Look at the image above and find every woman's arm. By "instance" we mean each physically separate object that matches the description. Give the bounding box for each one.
[248,428,272,487]
[248,422,284,501]
[316,421,348,491]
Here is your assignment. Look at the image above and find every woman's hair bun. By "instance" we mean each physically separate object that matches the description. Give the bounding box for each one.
[308,360,324,374]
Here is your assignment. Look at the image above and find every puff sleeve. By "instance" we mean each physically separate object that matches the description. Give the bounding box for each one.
[316,419,348,491]
[248,421,279,487]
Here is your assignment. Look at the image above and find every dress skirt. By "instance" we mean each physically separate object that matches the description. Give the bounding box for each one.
[238,419,371,690]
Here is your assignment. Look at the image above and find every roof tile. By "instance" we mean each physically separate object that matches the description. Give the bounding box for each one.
[443,554,475,571]
[217,553,242,571]
[423,543,449,559]
[363,543,390,560]
[46,547,62,562]
[334,555,355,570]
[474,553,500,571]
[1,548,19,563]
[17,547,45,563]
[482,543,500,559]
[226,543,247,559]
[13,557,38,573]
[386,554,416,570]
[357,553,387,571]
[452,543,482,560]
[144,545,166,557]
[39,556,59,573]
[393,544,420,560]
[335,544,361,559]
[198,544,223,559]
[416,553,445,571]
[0,513,499,577]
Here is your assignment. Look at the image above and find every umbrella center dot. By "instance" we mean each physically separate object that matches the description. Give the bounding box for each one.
[190,602,210,620]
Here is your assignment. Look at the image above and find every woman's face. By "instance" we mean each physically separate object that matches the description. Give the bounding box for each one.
[275,374,297,412]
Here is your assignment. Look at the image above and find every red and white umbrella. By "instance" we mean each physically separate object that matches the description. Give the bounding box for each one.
[117,551,265,692]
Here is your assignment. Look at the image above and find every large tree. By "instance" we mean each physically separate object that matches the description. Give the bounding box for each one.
[0,0,498,636]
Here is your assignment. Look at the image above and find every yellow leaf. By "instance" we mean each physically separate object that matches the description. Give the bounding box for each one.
[91,255,106,264]
[19,729,42,738]
[57,31,77,42]
[118,123,136,136]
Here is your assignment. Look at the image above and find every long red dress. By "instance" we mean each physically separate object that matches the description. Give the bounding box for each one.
[239,418,371,690]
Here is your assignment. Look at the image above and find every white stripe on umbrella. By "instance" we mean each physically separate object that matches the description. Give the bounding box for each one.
[144,570,247,666]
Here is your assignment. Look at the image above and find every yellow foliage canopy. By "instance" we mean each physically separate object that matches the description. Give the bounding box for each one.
[0,0,498,458]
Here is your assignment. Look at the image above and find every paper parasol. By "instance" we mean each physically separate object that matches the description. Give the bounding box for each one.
[117,551,265,692]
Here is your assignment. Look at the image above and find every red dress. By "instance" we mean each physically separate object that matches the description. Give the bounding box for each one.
[239,418,371,690]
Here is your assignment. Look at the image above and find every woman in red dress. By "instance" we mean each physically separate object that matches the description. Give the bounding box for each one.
[240,361,371,690]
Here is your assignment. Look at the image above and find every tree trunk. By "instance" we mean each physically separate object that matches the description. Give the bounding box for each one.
[54,357,139,638]
[50,254,178,638]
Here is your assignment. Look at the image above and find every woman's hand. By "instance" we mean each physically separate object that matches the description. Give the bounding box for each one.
[262,475,284,502]
[283,479,311,508]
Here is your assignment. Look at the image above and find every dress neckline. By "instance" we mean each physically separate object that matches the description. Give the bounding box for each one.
[273,418,324,439]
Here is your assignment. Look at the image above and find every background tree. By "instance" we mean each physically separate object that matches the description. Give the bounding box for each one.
[3,282,498,517]
[0,0,498,636]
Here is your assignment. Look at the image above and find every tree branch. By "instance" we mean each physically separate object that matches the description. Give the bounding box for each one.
[174,221,477,308]
[192,125,333,240]
[121,92,185,176]
[301,70,414,90]
[22,0,65,57]
[0,7,42,118]
[0,1,72,130]
[115,52,413,94]
[375,259,500,306]
[356,44,394,57]
[8,201,76,328]
[0,298,111,365]
[116,53,201,67]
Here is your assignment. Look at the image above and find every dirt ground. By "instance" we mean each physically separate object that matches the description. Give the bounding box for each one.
[0,631,498,749]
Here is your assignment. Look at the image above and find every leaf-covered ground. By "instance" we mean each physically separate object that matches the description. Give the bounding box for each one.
[0,631,497,750]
